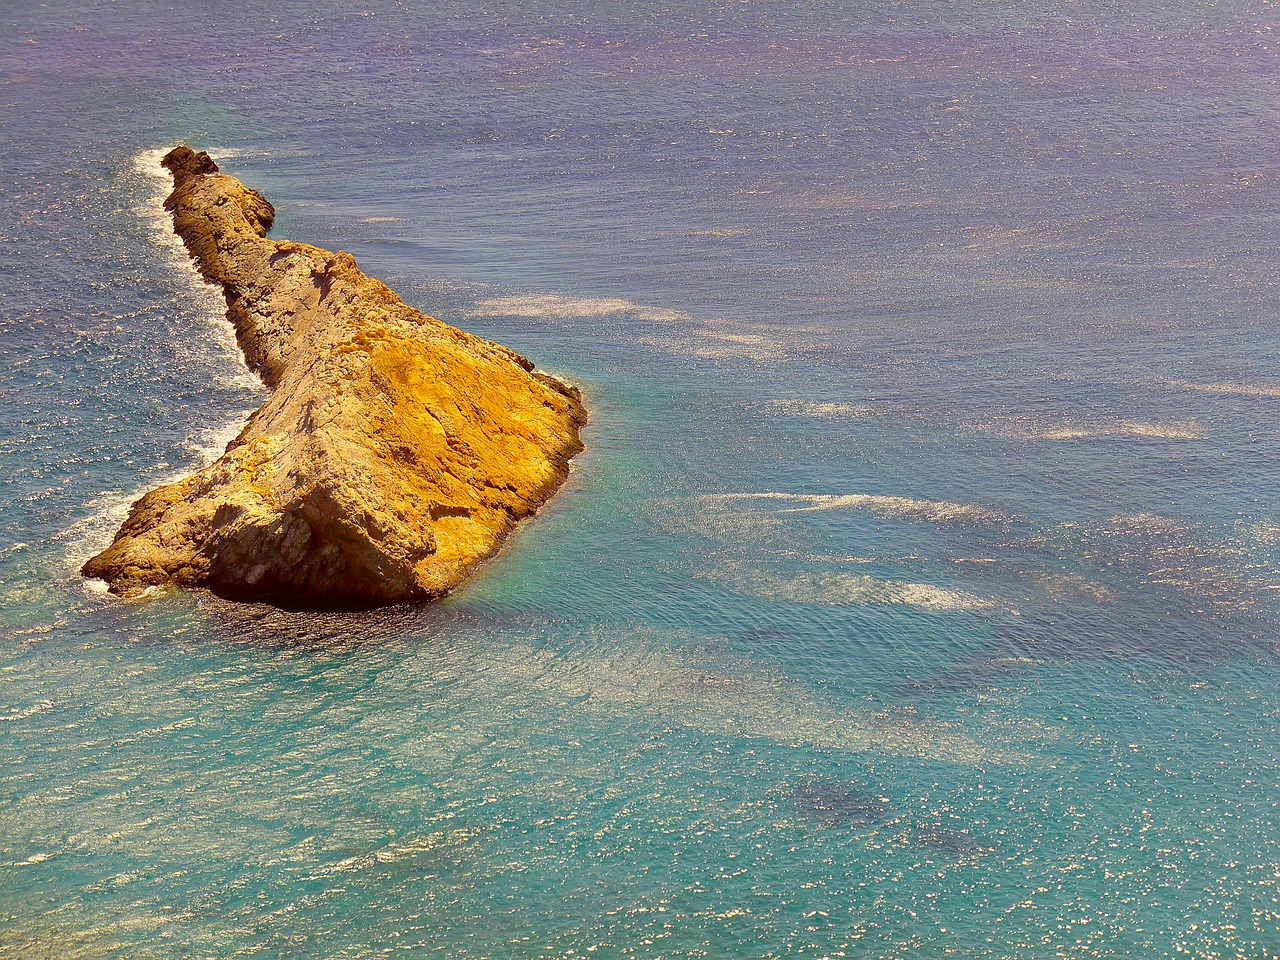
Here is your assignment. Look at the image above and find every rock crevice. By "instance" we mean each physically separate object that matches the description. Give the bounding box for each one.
[83,146,587,609]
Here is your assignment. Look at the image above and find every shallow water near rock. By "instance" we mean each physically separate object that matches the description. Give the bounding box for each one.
[2,3,1280,958]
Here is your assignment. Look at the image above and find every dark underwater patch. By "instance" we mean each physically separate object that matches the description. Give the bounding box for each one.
[794,779,894,827]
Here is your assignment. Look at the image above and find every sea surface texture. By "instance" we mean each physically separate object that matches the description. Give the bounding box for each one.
[2,2,1279,958]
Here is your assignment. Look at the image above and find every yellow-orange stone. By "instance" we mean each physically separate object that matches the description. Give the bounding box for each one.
[82,146,587,609]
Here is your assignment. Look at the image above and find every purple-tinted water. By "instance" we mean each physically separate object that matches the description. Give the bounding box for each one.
[2,3,1279,957]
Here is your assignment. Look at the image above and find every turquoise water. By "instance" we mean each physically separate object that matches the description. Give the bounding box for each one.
[3,2,1280,957]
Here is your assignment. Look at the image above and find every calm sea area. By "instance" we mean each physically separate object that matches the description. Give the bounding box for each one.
[2,2,1279,957]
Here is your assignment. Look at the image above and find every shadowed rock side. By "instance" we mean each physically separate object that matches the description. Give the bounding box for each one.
[83,146,587,609]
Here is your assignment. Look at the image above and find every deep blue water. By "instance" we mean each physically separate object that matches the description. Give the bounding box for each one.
[3,2,1280,957]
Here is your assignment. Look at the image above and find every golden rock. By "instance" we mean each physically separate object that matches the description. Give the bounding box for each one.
[83,146,586,609]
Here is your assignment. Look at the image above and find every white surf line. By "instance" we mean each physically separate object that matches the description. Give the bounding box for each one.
[59,149,267,583]
[131,147,264,392]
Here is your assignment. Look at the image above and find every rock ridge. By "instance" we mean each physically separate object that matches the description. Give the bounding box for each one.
[83,146,587,609]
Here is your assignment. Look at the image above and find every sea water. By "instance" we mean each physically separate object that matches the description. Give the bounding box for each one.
[2,2,1279,957]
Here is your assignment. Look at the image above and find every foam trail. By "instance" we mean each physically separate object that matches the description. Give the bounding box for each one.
[761,399,878,419]
[1037,513,1280,615]
[471,292,797,362]
[470,293,682,323]
[1162,379,1280,398]
[986,419,1208,440]
[706,491,1011,525]
[709,564,995,612]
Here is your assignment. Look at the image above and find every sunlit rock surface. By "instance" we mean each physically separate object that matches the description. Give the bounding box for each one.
[83,146,587,609]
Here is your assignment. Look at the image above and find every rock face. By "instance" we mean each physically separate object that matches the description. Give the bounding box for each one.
[83,146,587,609]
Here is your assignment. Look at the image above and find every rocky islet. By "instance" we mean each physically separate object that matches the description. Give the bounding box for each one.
[83,146,587,609]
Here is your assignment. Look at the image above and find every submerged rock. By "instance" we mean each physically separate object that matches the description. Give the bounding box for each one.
[83,146,587,609]
[794,779,894,827]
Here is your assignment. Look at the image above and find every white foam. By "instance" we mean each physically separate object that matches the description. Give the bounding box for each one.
[761,399,878,419]
[472,292,802,363]
[316,827,482,877]
[61,150,265,578]
[61,410,253,579]
[1053,512,1279,614]
[688,227,749,237]
[1021,570,1115,603]
[128,146,264,393]
[131,147,175,181]
[1237,518,1280,550]
[183,414,251,463]
[791,187,931,212]
[707,491,1010,525]
[470,293,683,323]
[1,700,53,722]
[1163,378,1280,398]
[131,149,195,261]
[988,418,1208,440]
[712,564,994,611]
[703,331,769,345]
[59,486,145,575]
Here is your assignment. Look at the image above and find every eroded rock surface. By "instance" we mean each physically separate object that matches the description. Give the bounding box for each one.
[83,146,586,609]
